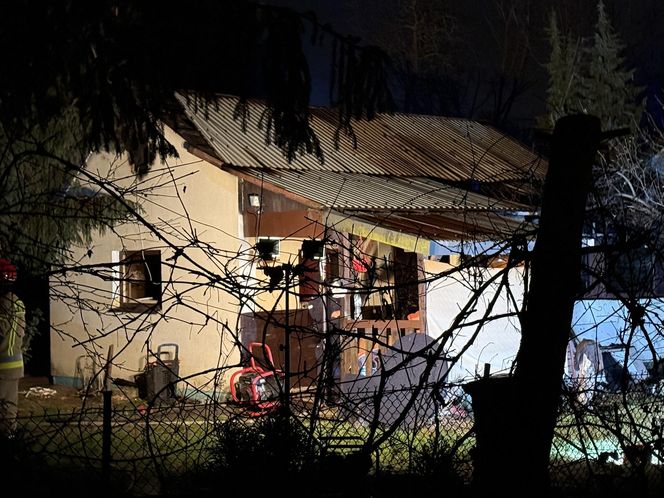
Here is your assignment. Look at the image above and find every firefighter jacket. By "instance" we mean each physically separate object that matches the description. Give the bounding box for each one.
[0,291,25,379]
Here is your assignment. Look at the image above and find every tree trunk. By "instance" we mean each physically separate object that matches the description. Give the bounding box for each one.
[465,115,602,496]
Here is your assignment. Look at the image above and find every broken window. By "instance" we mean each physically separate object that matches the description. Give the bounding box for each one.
[298,257,321,302]
[325,249,340,283]
[298,240,324,302]
[115,250,162,311]
[392,247,420,319]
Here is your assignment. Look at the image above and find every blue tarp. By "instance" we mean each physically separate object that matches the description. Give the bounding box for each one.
[429,239,535,256]
[572,299,664,377]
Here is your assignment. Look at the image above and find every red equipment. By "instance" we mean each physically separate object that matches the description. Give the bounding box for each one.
[0,258,17,281]
[230,342,284,415]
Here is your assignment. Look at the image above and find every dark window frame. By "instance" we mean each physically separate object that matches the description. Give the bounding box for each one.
[115,249,162,313]
[298,240,325,302]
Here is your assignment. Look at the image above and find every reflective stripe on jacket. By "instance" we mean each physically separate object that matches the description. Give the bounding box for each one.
[0,294,25,378]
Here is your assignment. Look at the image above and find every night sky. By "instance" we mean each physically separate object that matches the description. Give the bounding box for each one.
[265,0,664,134]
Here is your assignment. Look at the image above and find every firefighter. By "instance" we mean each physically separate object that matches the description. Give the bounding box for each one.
[0,258,25,436]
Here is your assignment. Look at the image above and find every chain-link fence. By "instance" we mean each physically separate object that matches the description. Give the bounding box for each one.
[3,376,663,496]
[10,399,220,496]
[551,374,664,495]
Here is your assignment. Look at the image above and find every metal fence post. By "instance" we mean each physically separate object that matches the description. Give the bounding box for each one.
[102,345,114,483]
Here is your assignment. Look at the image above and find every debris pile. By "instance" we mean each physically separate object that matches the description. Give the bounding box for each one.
[25,386,57,398]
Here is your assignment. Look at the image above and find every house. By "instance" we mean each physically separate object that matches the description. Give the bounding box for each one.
[175,94,545,388]
[48,94,547,399]
[49,126,244,395]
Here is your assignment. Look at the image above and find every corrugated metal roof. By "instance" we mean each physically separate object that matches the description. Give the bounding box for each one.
[176,93,547,186]
[230,166,531,240]
[232,167,528,212]
[174,93,543,241]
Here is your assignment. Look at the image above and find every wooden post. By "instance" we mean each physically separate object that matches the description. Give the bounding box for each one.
[284,264,291,411]
[416,253,427,335]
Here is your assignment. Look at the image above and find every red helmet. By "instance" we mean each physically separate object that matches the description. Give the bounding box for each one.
[0,258,17,281]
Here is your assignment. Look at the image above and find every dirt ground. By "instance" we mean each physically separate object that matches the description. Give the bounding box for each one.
[17,375,141,414]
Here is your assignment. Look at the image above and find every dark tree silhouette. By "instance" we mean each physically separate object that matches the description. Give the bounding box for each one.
[0,0,394,175]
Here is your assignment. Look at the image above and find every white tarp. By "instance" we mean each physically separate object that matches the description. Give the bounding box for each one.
[424,260,524,383]
[424,261,664,384]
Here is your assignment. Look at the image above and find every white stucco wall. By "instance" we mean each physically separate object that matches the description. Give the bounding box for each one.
[248,238,307,314]
[49,127,242,394]
[424,259,525,382]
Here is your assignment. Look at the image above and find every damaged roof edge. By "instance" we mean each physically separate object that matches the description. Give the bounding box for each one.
[326,211,431,255]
